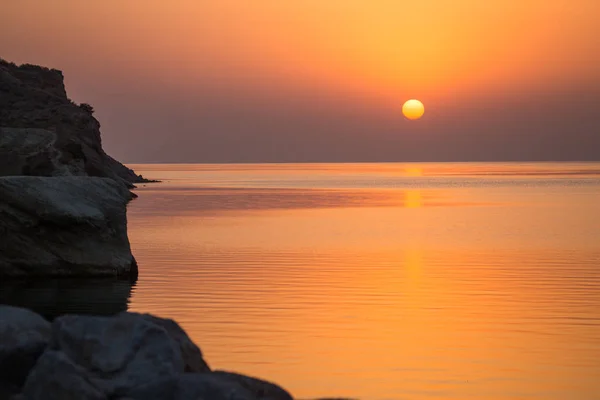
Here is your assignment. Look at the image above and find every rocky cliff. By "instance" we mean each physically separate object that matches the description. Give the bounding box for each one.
[0,176,138,278]
[0,58,146,186]
[0,58,143,278]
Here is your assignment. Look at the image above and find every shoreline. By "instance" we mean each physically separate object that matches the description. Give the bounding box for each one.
[0,59,314,399]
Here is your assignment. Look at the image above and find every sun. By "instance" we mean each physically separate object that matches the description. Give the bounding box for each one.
[402,99,425,120]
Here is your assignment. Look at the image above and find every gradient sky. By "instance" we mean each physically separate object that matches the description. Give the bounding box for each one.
[2,0,600,162]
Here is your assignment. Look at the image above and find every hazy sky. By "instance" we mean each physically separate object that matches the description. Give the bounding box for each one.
[2,0,600,162]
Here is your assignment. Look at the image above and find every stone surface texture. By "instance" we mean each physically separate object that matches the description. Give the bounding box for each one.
[2,308,294,400]
[0,176,137,277]
[0,59,146,185]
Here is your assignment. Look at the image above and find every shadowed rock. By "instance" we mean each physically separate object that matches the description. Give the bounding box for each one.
[5,308,294,400]
[49,313,186,397]
[0,176,137,278]
[0,128,76,177]
[142,314,211,373]
[0,306,52,396]
[19,350,107,400]
[127,372,293,400]
[0,59,147,185]
[210,371,294,400]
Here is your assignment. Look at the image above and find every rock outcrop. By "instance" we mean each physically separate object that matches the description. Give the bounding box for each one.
[0,176,137,278]
[0,59,146,186]
[0,58,144,278]
[0,307,51,396]
[0,306,293,400]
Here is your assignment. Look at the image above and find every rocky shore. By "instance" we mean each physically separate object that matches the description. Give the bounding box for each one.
[0,58,142,278]
[0,306,294,400]
[0,59,336,399]
[0,176,137,277]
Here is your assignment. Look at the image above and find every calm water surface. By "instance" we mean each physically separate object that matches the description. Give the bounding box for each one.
[17,163,600,399]
[124,163,600,399]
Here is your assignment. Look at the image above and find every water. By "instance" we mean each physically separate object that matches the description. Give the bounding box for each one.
[5,162,600,399]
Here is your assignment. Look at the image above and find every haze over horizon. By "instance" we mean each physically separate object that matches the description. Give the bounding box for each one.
[2,0,599,163]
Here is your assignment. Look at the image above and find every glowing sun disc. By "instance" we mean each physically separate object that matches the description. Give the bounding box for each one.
[402,99,425,120]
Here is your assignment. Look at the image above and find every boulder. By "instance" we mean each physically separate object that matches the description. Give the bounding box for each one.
[142,314,211,373]
[0,306,51,393]
[49,312,185,397]
[0,176,137,277]
[0,308,296,400]
[126,372,293,400]
[210,371,294,400]
[19,350,107,400]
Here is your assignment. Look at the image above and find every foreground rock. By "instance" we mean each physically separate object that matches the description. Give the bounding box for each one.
[0,307,51,396]
[0,306,293,400]
[0,59,147,185]
[0,176,137,278]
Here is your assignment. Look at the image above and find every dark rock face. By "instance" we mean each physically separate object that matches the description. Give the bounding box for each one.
[0,307,51,396]
[49,313,186,396]
[209,371,294,400]
[20,350,107,400]
[0,128,73,177]
[1,307,294,400]
[0,58,144,279]
[141,314,211,373]
[0,59,146,185]
[127,373,294,400]
[0,176,137,278]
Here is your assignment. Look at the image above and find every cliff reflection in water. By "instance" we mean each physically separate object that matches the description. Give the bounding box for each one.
[0,277,136,321]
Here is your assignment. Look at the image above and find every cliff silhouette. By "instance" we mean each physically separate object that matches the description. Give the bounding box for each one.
[0,58,147,186]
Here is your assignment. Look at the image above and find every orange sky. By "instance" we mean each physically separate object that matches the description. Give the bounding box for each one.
[2,1,600,162]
